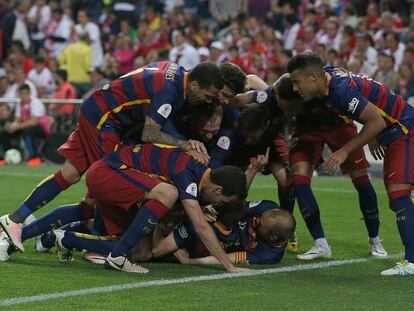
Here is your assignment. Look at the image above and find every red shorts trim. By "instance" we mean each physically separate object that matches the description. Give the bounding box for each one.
[289,122,369,174]
[85,160,162,236]
[384,129,414,185]
[57,112,121,174]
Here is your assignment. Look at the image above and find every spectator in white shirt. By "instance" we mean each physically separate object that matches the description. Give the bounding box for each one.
[27,0,51,54]
[168,29,199,70]
[74,9,104,69]
[318,19,342,51]
[384,31,405,71]
[44,8,73,59]
[352,32,378,69]
[27,56,55,98]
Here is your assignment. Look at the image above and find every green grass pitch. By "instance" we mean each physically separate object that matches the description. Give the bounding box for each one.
[0,165,412,311]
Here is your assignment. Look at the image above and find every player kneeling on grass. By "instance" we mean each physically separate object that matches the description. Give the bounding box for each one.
[152,200,296,265]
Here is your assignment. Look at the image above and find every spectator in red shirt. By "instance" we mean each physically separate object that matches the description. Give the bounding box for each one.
[49,69,76,116]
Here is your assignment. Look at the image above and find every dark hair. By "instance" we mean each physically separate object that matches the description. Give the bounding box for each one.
[215,199,248,226]
[56,69,68,81]
[238,103,269,134]
[188,62,224,90]
[276,75,301,101]
[287,52,325,75]
[219,62,246,94]
[34,56,45,64]
[18,84,30,92]
[210,165,247,199]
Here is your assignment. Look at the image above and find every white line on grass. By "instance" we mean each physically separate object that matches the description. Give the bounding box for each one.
[0,254,401,307]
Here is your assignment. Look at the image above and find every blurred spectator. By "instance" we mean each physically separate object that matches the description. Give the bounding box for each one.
[44,7,73,59]
[27,0,51,55]
[384,31,405,71]
[209,41,229,65]
[198,47,210,62]
[373,52,399,91]
[1,0,31,58]
[27,56,55,97]
[347,58,363,75]
[283,14,301,50]
[4,84,51,165]
[82,68,110,99]
[0,103,21,161]
[74,9,104,69]
[209,0,243,26]
[318,19,342,51]
[352,32,378,69]
[58,33,92,97]
[8,40,33,74]
[144,6,161,32]
[397,63,414,100]
[49,69,76,116]
[169,29,199,70]
[112,0,137,34]
[114,36,135,74]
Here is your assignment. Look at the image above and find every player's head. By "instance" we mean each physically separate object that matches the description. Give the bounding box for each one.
[287,52,325,101]
[187,62,224,106]
[196,105,223,143]
[237,103,269,145]
[275,73,304,113]
[18,84,31,103]
[218,63,246,106]
[214,199,248,226]
[199,165,247,205]
[257,209,296,246]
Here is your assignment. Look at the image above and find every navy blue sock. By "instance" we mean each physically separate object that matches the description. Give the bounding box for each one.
[21,204,84,242]
[390,190,414,263]
[278,184,295,213]
[90,208,105,235]
[352,176,379,238]
[293,175,325,240]
[62,231,118,255]
[111,200,169,257]
[38,222,86,249]
[10,171,71,223]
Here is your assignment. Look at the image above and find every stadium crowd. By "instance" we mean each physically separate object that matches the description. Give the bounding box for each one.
[1,0,414,163]
[0,0,413,277]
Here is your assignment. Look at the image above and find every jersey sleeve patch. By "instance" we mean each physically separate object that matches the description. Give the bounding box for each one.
[217,136,230,150]
[185,183,198,197]
[256,90,268,103]
[157,103,172,118]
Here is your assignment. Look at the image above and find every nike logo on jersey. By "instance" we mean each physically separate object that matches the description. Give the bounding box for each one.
[354,157,364,164]
[388,172,396,178]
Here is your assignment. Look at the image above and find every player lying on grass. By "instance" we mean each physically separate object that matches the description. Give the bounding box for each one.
[287,52,414,275]
[152,200,295,266]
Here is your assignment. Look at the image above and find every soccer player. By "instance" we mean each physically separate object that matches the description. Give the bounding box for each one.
[0,62,224,252]
[152,200,295,265]
[53,143,249,273]
[277,75,387,260]
[287,52,414,275]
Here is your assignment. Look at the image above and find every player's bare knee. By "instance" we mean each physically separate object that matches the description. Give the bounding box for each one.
[61,162,81,184]
[291,161,313,178]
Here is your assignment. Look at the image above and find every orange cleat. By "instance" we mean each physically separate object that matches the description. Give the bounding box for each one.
[27,157,42,167]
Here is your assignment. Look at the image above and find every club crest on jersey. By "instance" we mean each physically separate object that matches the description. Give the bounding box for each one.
[347,97,359,113]
[217,136,230,150]
[185,183,198,197]
[256,90,268,103]
[157,103,172,118]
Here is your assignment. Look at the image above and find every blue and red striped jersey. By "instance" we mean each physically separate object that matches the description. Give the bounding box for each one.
[103,143,208,200]
[80,62,187,134]
[325,66,414,145]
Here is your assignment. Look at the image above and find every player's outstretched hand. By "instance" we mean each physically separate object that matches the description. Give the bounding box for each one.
[227,266,255,273]
[325,148,348,171]
[368,139,385,161]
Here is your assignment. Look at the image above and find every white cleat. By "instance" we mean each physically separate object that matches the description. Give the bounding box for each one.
[105,253,149,273]
[54,229,73,262]
[369,239,388,258]
[34,235,50,253]
[0,215,24,252]
[381,260,414,276]
[297,244,332,261]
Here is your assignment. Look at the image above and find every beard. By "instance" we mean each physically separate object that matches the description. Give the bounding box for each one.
[186,89,205,106]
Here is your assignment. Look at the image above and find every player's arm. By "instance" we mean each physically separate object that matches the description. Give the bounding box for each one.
[245,74,268,90]
[182,199,251,272]
[152,230,179,258]
[175,249,237,265]
[325,102,386,170]
[142,116,210,165]
[245,147,270,190]
[232,91,254,108]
